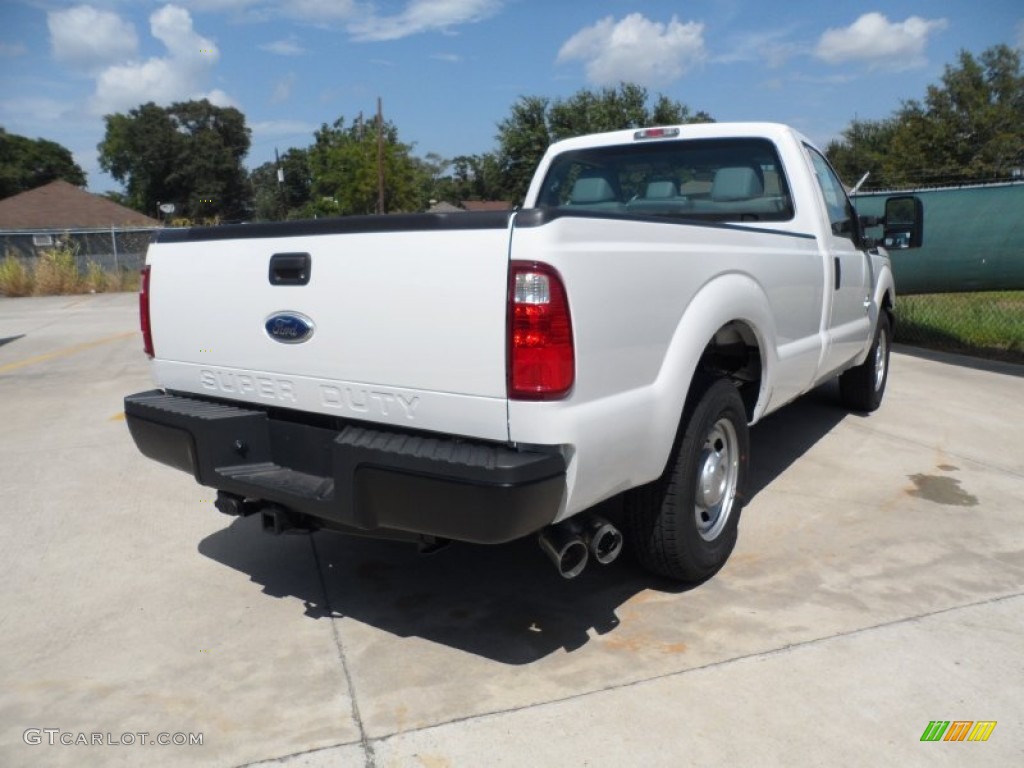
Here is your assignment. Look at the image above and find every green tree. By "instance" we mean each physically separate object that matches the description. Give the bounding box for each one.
[98,99,252,221]
[496,95,551,206]
[307,114,424,216]
[0,128,87,199]
[428,153,507,204]
[496,83,713,204]
[825,119,900,188]
[828,45,1024,188]
[249,148,312,221]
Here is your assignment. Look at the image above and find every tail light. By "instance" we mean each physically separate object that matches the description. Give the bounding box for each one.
[140,265,154,358]
[508,261,574,400]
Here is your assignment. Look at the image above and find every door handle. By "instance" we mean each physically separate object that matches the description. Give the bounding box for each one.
[269,253,311,286]
[834,256,841,291]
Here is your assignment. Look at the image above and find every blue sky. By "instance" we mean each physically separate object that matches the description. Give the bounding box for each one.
[1,1,1021,194]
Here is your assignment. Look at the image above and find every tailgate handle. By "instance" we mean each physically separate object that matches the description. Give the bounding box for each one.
[269,253,311,286]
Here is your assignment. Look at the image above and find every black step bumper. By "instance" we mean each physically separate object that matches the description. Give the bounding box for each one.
[124,390,566,544]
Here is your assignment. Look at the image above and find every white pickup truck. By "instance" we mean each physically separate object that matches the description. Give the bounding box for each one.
[125,122,922,583]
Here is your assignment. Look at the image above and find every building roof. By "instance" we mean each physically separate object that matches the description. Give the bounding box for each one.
[461,200,512,212]
[426,201,464,213]
[0,180,159,230]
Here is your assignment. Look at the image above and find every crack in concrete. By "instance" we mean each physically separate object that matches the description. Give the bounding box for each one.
[361,590,1024,747]
[845,418,1024,479]
[234,591,1023,766]
[309,534,377,768]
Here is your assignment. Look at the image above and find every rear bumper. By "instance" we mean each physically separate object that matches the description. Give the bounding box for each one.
[124,390,565,544]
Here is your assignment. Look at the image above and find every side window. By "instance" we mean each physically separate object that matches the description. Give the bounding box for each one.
[806,147,856,241]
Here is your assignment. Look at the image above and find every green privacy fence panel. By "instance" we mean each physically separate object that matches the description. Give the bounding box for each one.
[853,183,1024,296]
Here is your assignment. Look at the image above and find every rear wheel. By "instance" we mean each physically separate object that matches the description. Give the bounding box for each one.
[626,378,749,583]
[839,312,891,412]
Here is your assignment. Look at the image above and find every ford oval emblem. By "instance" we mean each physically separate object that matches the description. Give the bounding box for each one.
[265,312,315,344]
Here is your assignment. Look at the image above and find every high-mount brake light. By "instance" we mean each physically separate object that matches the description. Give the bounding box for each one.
[634,127,681,141]
[507,262,574,400]
[140,265,154,358]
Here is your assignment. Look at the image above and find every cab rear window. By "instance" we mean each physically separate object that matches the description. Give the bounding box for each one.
[536,138,794,223]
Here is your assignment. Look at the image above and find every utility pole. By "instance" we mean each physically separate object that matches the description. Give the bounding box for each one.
[275,147,286,220]
[376,97,385,215]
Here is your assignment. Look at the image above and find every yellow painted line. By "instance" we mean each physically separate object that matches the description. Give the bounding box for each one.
[0,332,135,374]
[109,412,126,422]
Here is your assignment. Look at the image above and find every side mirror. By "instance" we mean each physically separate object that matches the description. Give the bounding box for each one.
[882,196,923,249]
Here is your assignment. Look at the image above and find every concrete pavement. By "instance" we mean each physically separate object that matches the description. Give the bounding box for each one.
[1,293,1021,767]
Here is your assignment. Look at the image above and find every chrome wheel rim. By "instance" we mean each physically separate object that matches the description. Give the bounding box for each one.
[874,329,888,392]
[695,418,739,542]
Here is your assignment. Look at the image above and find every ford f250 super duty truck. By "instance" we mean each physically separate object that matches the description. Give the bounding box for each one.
[125,122,923,583]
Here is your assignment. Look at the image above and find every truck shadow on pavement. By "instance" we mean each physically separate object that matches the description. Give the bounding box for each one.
[197,383,849,665]
[745,381,849,500]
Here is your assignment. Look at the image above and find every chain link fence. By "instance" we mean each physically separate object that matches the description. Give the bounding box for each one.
[894,291,1024,364]
[1,227,157,296]
[1,227,155,274]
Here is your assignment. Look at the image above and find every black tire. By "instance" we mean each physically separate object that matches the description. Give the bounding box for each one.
[839,312,891,412]
[626,378,749,583]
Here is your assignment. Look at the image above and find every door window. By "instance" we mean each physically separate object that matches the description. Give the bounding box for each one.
[805,147,857,242]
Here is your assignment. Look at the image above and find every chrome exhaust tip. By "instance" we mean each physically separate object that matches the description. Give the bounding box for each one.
[538,524,589,579]
[583,516,623,565]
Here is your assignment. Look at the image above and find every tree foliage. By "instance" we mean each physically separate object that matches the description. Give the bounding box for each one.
[306,115,425,216]
[495,83,713,204]
[250,148,313,221]
[433,154,506,204]
[827,45,1024,188]
[98,99,251,221]
[0,128,86,199]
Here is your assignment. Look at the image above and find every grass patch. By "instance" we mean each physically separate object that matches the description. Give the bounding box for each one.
[34,246,82,295]
[0,248,140,297]
[895,291,1024,364]
[0,254,34,296]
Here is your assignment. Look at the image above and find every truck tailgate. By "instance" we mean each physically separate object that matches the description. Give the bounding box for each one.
[146,214,513,442]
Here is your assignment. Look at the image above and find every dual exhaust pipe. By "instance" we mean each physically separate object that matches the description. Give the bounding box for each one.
[538,515,623,579]
[219,489,622,578]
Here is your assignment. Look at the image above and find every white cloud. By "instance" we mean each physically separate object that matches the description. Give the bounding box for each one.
[251,119,317,139]
[557,14,706,87]
[0,41,28,58]
[349,0,501,42]
[815,13,947,70]
[0,96,71,124]
[270,73,296,104]
[260,35,306,55]
[48,5,139,72]
[183,0,263,10]
[791,73,858,86]
[206,89,238,108]
[714,28,802,69]
[280,0,360,23]
[179,0,500,40]
[90,5,232,115]
[431,53,462,63]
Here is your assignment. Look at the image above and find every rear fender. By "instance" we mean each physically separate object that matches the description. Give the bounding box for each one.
[644,273,776,481]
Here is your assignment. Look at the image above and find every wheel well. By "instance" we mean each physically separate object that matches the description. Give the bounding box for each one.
[693,321,763,421]
[882,290,895,329]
